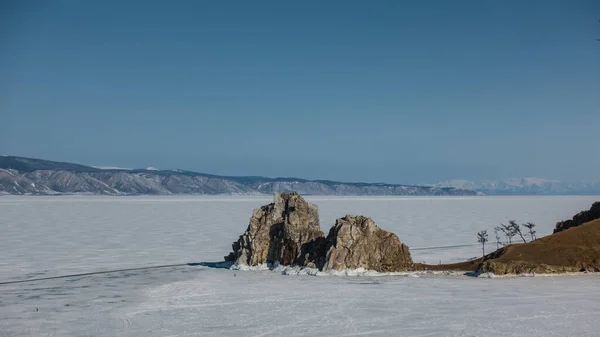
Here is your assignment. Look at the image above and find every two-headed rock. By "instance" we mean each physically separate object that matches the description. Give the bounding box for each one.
[225,193,413,272]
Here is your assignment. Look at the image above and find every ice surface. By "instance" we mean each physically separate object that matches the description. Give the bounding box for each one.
[1,195,600,336]
[2,267,600,337]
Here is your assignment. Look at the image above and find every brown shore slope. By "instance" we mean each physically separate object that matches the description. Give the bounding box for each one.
[415,217,600,275]
[479,218,600,274]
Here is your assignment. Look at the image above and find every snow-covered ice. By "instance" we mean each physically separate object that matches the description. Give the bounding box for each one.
[1,195,599,336]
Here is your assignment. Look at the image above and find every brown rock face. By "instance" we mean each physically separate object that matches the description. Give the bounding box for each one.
[554,201,600,234]
[322,215,413,272]
[224,192,324,266]
[226,194,414,272]
[479,260,581,274]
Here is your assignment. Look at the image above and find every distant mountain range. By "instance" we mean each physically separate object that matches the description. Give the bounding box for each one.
[432,178,600,195]
[0,156,474,196]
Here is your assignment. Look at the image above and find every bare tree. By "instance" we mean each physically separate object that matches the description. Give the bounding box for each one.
[493,226,502,249]
[477,230,488,257]
[497,225,509,243]
[522,222,537,241]
[499,223,516,244]
[509,220,527,243]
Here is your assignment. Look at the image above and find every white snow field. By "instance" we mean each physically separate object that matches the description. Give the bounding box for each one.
[1,195,600,336]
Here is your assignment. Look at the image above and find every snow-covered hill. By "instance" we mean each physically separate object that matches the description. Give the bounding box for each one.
[0,156,474,196]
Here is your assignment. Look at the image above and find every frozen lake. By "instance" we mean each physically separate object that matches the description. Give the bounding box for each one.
[1,195,600,336]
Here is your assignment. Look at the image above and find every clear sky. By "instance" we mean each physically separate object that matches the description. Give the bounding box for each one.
[2,0,599,184]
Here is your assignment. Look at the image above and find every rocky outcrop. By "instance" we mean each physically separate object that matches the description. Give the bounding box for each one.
[225,194,414,272]
[224,192,324,266]
[554,202,600,233]
[225,196,600,275]
[323,215,413,272]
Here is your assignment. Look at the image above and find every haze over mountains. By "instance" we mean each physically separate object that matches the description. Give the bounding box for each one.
[0,156,473,196]
[1,155,599,196]
[432,178,600,196]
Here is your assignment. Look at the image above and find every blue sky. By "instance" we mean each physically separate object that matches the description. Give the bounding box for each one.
[2,0,599,184]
